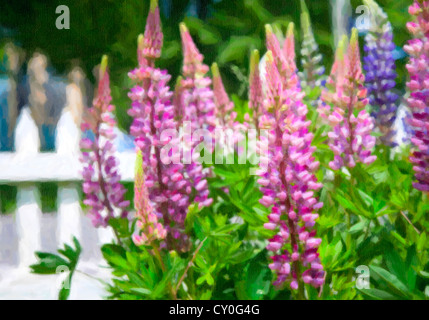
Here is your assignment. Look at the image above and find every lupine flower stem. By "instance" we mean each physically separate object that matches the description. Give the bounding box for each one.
[80,55,129,229]
[128,0,195,251]
[258,23,325,295]
[320,29,377,170]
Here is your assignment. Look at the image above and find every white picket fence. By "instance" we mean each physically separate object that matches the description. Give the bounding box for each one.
[0,106,136,299]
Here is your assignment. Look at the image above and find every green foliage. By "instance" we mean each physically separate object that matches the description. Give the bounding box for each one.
[30,237,82,300]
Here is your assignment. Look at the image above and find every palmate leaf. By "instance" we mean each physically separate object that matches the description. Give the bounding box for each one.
[30,236,82,300]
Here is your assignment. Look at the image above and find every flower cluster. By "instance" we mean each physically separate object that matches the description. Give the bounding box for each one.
[128,1,193,251]
[299,0,325,92]
[80,56,129,227]
[177,22,213,208]
[179,23,217,133]
[320,29,377,170]
[363,0,398,146]
[258,23,325,292]
[211,62,236,127]
[133,149,167,246]
[404,0,429,192]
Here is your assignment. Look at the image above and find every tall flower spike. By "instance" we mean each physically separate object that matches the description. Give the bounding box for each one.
[249,49,263,133]
[404,1,429,192]
[211,62,235,125]
[319,35,348,120]
[299,0,325,92]
[80,56,129,227]
[128,4,195,251]
[180,23,210,78]
[265,24,287,79]
[258,51,325,293]
[363,0,398,146]
[142,0,163,62]
[323,29,377,170]
[179,23,216,131]
[177,22,214,209]
[283,23,297,75]
[133,149,167,246]
[283,23,301,93]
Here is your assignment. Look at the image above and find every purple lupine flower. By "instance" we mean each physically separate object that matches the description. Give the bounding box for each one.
[321,29,377,170]
[258,23,325,293]
[128,1,193,251]
[404,1,429,193]
[363,0,399,146]
[80,56,129,228]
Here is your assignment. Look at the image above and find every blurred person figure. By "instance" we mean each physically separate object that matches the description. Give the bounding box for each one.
[0,43,25,151]
[26,52,66,150]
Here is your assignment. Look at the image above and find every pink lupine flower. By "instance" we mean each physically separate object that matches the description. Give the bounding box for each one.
[258,25,325,292]
[404,1,429,193]
[211,62,248,165]
[133,149,167,246]
[142,0,163,61]
[318,35,349,121]
[80,56,129,227]
[321,29,377,170]
[178,22,213,208]
[128,1,193,251]
[211,62,236,126]
[266,23,299,91]
[179,23,217,132]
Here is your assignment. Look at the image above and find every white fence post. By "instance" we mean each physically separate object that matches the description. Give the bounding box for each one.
[15,107,42,268]
[56,84,83,246]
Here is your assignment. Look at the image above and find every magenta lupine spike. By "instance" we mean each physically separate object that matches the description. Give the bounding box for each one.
[265,24,287,80]
[179,23,217,132]
[258,51,325,292]
[404,1,429,192]
[318,36,348,121]
[142,0,163,62]
[211,62,236,126]
[133,150,167,246]
[283,23,297,80]
[266,23,300,94]
[80,56,129,228]
[249,49,263,133]
[177,22,213,209]
[322,29,377,170]
[128,3,194,251]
